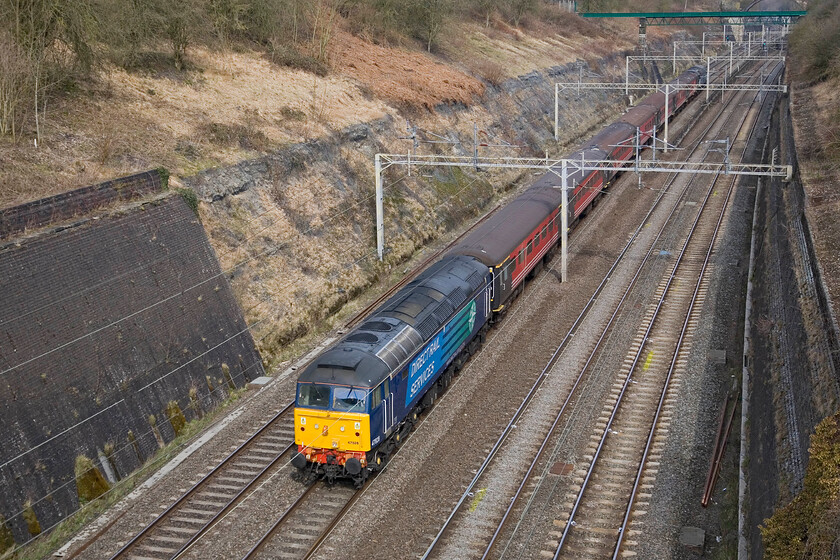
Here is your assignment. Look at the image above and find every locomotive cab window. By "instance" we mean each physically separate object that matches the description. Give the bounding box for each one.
[298,384,330,409]
[332,387,367,412]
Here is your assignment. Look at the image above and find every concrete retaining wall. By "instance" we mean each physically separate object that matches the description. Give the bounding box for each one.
[0,190,263,544]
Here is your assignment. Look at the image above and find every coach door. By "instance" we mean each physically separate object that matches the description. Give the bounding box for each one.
[382,378,394,435]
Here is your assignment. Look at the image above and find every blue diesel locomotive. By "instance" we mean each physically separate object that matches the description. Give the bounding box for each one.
[292,255,491,486]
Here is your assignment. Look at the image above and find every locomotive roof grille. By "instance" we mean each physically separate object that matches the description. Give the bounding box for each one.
[362,320,394,332]
[374,324,423,370]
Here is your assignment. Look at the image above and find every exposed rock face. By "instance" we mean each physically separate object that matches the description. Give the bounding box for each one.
[184,57,633,368]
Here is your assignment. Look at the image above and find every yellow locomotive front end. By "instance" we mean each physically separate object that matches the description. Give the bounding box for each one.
[292,382,372,484]
[294,407,371,454]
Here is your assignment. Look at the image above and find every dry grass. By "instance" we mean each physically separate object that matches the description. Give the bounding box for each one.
[330,30,485,110]
[0,44,392,209]
[0,14,686,211]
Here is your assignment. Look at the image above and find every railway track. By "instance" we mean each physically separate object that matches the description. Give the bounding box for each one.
[242,481,360,559]
[99,199,510,559]
[420,59,781,560]
[540,63,784,560]
[109,405,296,560]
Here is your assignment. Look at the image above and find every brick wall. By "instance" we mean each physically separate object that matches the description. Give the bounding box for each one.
[0,170,165,240]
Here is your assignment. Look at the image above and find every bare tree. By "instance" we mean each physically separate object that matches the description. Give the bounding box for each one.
[411,0,452,52]
[0,0,96,139]
[0,30,29,138]
[309,0,345,64]
[475,0,499,28]
[209,0,248,45]
[505,0,536,27]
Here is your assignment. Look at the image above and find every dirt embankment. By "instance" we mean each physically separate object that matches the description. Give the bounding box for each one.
[790,78,840,329]
[0,15,681,370]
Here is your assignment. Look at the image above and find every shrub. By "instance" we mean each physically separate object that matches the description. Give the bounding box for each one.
[475,60,505,87]
[22,502,40,537]
[267,44,328,76]
[0,515,14,554]
[175,187,200,217]
[789,0,840,83]
[166,400,188,437]
[761,410,840,559]
[74,455,111,504]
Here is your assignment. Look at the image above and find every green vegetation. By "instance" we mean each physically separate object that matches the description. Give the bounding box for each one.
[165,400,188,437]
[73,455,110,504]
[156,167,170,190]
[21,503,40,538]
[175,187,200,217]
[0,515,14,555]
[761,410,840,559]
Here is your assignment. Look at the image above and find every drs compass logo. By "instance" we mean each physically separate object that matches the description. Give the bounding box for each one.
[405,300,477,405]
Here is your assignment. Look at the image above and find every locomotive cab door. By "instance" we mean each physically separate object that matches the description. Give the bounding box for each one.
[381,378,394,435]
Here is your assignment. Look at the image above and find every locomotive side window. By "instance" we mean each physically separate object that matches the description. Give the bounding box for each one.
[298,384,330,408]
[518,249,524,265]
[333,387,367,412]
[371,385,382,409]
[541,226,547,240]
[526,240,533,255]
[383,378,390,396]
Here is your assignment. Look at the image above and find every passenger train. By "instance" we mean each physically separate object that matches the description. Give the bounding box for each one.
[291,65,707,487]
